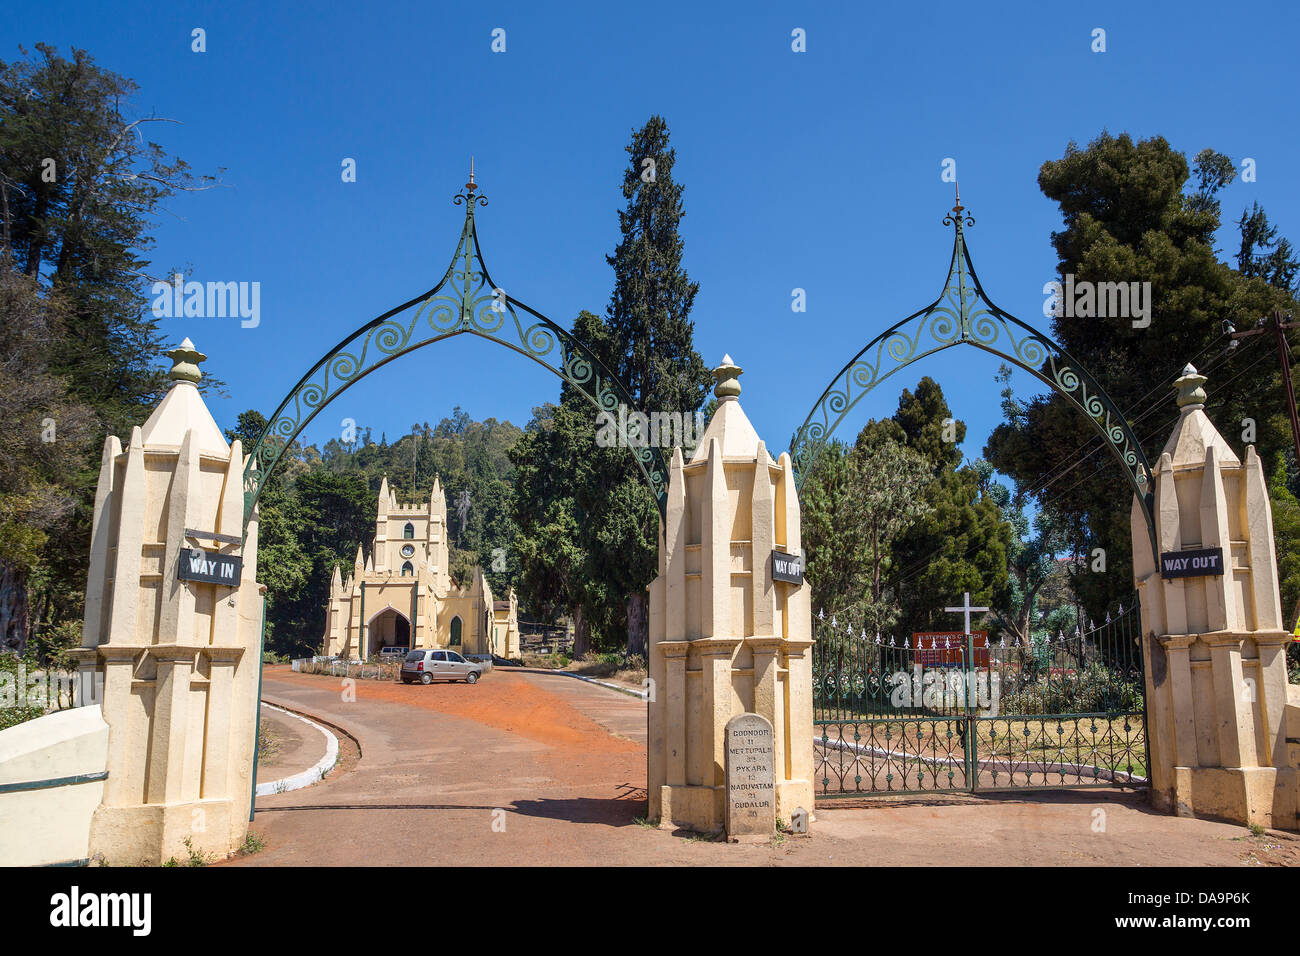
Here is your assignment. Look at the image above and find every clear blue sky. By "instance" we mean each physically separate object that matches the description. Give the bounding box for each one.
[6,1,1298,477]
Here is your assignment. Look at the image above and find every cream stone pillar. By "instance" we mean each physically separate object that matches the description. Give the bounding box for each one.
[70,340,266,864]
[648,357,815,832]
[1132,364,1299,831]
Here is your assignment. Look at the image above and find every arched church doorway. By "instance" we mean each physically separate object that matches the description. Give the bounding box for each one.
[367,607,411,657]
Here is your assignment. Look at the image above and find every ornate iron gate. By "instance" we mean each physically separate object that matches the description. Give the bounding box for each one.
[812,597,1149,796]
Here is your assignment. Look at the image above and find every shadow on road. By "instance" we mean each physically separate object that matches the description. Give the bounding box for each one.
[255,784,650,827]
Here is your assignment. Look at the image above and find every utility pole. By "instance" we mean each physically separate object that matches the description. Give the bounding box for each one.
[1227,309,1300,630]
[1226,309,1300,466]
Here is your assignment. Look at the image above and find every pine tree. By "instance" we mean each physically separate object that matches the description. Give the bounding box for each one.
[986,132,1300,620]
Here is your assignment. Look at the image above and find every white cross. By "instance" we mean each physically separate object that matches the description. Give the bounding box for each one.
[944,591,988,636]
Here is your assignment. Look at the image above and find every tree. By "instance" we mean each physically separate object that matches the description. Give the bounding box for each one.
[986,132,1299,620]
[1237,201,1299,292]
[598,116,712,656]
[509,400,601,654]
[802,377,1008,640]
[0,44,216,656]
[884,378,1010,636]
[0,261,96,654]
[801,430,934,635]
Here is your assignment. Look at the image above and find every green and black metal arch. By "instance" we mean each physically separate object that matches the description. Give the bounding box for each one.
[789,197,1159,566]
[241,178,668,531]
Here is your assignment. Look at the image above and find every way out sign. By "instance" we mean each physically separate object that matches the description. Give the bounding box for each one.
[771,551,804,585]
[178,547,242,585]
[1159,546,1224,579]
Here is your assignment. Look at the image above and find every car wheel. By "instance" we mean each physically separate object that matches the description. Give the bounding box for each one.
[466,672,479,685]
[420,673,433,685]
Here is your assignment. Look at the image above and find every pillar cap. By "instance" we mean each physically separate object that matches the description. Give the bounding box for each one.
[165,338,206,385]
[712,354,742,402]
[1174,363,1207,410]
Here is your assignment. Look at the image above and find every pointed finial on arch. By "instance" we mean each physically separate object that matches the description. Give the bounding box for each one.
[953,180,963,215]
[466,156,477,193]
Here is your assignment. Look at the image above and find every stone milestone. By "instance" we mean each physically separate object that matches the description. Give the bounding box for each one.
[725,712,775,842]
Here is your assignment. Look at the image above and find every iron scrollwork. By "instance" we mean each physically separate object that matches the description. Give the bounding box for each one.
[790,208,1158,566]
[242,188,667,531]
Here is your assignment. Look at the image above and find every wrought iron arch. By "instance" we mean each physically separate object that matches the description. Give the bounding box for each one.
[790,197,1159,566]
[241,177,667,530]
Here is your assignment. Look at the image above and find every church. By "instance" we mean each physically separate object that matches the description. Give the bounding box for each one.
[322,475,520,660]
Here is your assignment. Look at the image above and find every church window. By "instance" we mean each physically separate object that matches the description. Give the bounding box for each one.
[403,522,415,539]
[450,616,462,645]
[401,561,414,576]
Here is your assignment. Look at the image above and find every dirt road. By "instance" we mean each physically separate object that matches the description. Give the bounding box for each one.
[224,666,1298,867]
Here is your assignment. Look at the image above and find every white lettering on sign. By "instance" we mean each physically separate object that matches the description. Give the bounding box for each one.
[1159,548,1224,579]
[179,548,242,585]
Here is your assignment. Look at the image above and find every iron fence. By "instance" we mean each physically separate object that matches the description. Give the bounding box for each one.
[812,596,1149,796]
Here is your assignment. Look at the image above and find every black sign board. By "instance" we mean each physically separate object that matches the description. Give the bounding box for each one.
[1159,546,1224,579]
[178,547,243,586]
[771,551,804,585]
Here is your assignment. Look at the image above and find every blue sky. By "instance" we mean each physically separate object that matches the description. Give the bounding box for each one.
[6,1,1298,481]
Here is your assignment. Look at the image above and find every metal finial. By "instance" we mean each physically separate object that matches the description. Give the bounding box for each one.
[165,337,205,384]
[953,181,963,215]
[466,156,477,193]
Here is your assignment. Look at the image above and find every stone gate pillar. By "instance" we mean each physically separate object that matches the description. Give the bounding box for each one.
[70,340,266,864]
[1132,364,1299,830]
[648,357,815,832]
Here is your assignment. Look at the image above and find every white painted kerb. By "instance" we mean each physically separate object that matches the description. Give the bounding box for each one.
[255,703,339,796]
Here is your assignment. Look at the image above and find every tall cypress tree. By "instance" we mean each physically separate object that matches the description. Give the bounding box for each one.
[605,115,711,420]
[599,116,711,656]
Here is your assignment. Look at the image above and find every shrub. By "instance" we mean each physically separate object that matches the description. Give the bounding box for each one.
[0,704,46,732]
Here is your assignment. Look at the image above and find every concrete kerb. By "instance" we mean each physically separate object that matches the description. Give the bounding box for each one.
[255,701,342,796]
[511,667,648,701]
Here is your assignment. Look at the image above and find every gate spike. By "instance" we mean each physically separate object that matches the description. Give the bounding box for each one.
[818,608,824,621]
[830,615,837,628]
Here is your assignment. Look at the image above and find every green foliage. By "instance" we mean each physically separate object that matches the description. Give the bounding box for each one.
[802,377,1010,638]
[510,119,710,656]
[162,837,212,867]
[0,45,217,657]
[998,661,1144,716]
[986,131,1300,620]
[887,379,1010,635]
[802,428,935,634]
[238,407,522,656]
[0,703,46,732]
